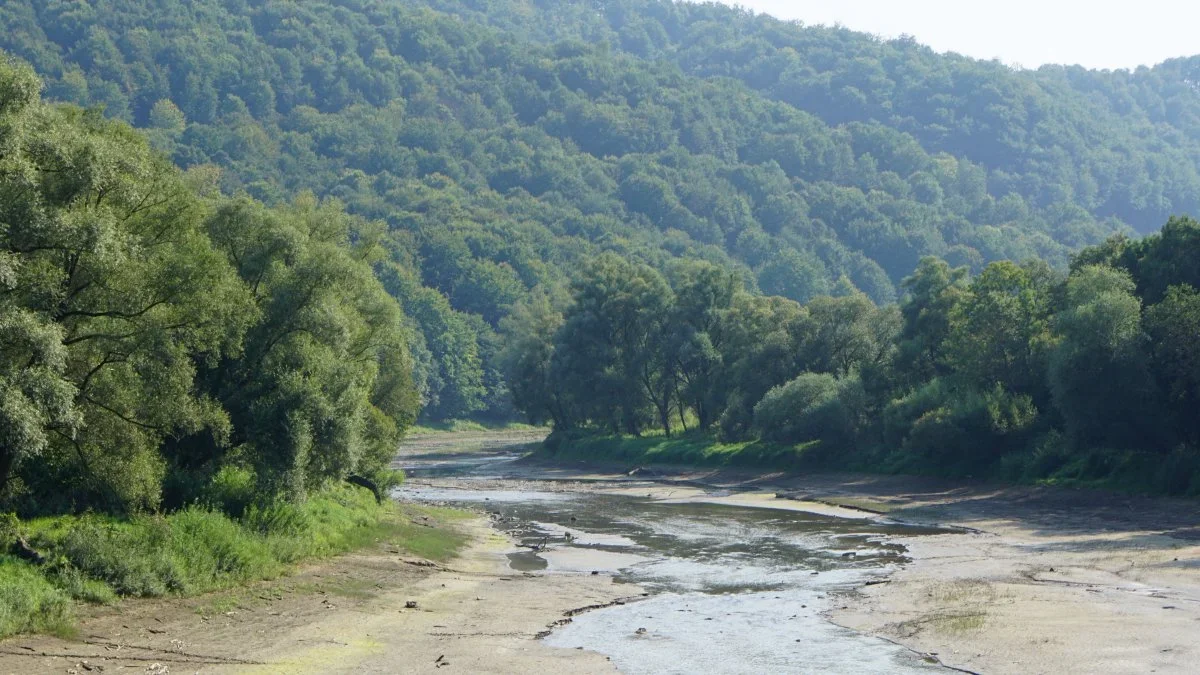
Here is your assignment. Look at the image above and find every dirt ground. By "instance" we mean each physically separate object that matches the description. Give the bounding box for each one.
[0,516,634,674]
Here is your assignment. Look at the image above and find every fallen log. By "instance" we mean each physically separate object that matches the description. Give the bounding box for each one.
[345,474,383,503]
[11,535,46,565]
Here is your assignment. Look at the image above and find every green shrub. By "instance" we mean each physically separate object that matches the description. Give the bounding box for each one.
[884,381,1038,476]
[200,465,257,517]
[56,516,183,596]
[752,372,861,463]
[1152,447,1200,496]
[47,566,117,605]
[371,468,406,496]
[242,500,314,538]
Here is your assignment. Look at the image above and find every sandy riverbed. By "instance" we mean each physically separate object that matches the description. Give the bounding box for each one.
[7,439,1199,675]
[0,516,637,674]
[506,457,1200,675]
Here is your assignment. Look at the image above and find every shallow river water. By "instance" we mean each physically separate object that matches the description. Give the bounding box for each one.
[394,448,954,674]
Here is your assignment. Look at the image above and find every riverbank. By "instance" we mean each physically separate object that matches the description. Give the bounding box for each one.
[542,430,1200,497]
[0,485,428,640]
[0,506,635,673]
[511,451,1200,674]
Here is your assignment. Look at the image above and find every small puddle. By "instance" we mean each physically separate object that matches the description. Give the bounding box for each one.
[396,449,954,673]
[505,550,548,572]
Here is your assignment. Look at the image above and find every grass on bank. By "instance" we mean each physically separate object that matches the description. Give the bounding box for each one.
[541,430,818,470]
[542,430,1200,496]
[0,474,469,640]
[407,419,543,435]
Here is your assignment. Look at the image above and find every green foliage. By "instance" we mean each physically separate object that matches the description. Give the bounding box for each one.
[753,372,860,458]
[1146,285,1200,445]
[0,62,419,513]
[5,0,1183,427]
[553,253,675,434]
[884,381,1039,476]
[1048,266,1162,450]
[0,557,73,638]
[194,196,419,497]
[944,261,1055,398]
[531,234,1200,493]
[499,289,567,426]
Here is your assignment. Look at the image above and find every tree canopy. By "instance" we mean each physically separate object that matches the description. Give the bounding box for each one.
[4,0,1200,506]
[8,0,1198,421]
[0,57,418,514]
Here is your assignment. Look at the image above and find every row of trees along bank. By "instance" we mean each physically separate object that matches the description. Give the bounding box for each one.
[503,222,1200,494]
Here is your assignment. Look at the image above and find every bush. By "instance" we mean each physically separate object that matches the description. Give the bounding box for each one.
[752,372,859,460]
[200,465,257,517]
[371,469,406,496]
[56,516,184,596]
[168,507,277,589]
[46,566,117,605]
[884,381,1038,476]
[1152,447,1200,496]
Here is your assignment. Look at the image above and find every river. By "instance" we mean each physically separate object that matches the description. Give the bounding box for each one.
[394,441,958,674]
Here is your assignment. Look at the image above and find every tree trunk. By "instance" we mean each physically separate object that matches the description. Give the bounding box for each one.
[0,449,14,498]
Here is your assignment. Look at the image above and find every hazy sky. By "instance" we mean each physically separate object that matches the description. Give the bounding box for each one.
[716,1,1198,70]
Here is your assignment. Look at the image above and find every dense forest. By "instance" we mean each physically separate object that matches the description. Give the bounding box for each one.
[505,222,1200,493]
[3,0,1200,505]
[10,0,1200,427]
[1,56,418,514]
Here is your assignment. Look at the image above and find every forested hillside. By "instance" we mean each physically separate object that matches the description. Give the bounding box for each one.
[3,0,1200,495]
[9,0,1200,425]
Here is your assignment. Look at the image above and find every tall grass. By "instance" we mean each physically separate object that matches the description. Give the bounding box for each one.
[1,481,467,639]
[0,557,73,638]
[408,419,544,434]
[543,430,820,470]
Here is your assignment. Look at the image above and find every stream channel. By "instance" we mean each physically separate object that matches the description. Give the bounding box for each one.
[393,444,958,674]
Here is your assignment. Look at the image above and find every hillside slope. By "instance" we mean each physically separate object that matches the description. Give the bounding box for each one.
[3,0,1197,419]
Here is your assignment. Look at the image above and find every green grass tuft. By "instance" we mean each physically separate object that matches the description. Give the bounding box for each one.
[0,557,74,638]
[543,430,819,471]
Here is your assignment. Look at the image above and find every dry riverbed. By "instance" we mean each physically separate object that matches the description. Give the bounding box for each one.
[8,432,1200,675]
[0,512,636,674]
[514,457,1200,674]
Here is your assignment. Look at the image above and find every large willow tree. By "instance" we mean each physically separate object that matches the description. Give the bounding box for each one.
[0,57,419,514]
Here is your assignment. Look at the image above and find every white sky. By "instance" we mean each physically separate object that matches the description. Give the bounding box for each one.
[715,0,1199,70]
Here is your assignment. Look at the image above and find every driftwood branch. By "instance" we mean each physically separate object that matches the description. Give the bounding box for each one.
[11,536,46,565]
[345,474,383,503]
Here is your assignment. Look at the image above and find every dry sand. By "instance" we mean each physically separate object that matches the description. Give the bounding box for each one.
[0,517,637,674]
[804,477,1200,675]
